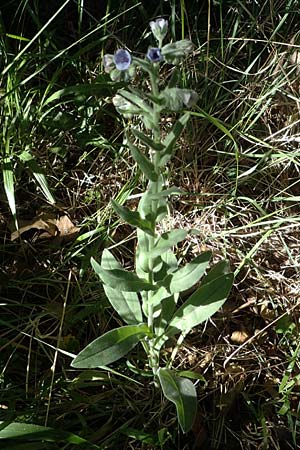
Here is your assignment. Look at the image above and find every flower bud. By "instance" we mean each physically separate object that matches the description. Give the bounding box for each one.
[103,54,115,73]
[149,18,168,43]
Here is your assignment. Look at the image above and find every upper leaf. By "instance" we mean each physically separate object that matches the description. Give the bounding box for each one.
[111,200,154,235]
[167,251,212,294]
[71,324,150,368]
[157,368,197,433]
[167,273,234,335]
[150,229,188,259]
[160,113,190,167]
[91,257,156,292]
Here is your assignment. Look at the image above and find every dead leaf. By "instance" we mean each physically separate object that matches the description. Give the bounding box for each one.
[11,212,79,243]
[230,330,250,344]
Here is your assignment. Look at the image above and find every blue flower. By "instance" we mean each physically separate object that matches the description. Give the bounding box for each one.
[113,49,132,71]
[147,47,163,63]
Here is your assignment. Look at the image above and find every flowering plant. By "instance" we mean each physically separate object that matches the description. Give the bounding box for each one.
[72,18,233,433]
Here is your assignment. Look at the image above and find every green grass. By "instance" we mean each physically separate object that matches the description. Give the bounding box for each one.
[1,0,300,449]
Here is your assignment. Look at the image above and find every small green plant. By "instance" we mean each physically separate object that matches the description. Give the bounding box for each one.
[71,18,234,433]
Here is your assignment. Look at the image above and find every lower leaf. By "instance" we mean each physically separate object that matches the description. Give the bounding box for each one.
[71,324,150,368]
[157,368,197,433]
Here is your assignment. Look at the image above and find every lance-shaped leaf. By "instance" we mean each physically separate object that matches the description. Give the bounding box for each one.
[101,249,142,324]
[157,368,197,433]
[91,257,156,292]
[111,200,154,235]
[167,251,212,294]
[159,113,190,167]
[150,229,188,259]
[127,139,158,181]
[119,89,153,115]
[202,259,231,285]
[131,129,164,152]
[166,273,233,335]
[71,324,150,368]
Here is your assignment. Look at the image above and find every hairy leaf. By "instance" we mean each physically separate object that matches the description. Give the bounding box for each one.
[71,324,150,368]
[157,368,197,433]
[202,259,231,285]
[131,129,164,152]
[111,200,154,235]
[101,249,142,324]
[127,139,158,181]
[160,113,190,166]
[167,251,212,294]
[150,229,188,258]
[167,273,234,334]
[91,257,156,292]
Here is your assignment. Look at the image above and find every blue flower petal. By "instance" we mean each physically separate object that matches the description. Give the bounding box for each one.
[114,49,132,71]
[147,48,163,63]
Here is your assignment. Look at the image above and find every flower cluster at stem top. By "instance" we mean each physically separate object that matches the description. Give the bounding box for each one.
[103,18,168,81]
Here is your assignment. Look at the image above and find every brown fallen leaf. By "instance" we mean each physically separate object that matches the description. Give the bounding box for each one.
[11,212,79,243]
[230,330,250,344]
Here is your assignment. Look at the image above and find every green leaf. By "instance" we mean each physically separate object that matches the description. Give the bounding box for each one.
[2,155,17,228]
[131,129,164,152]
[160,88,198,112]
[167,252,212,294]
[161,40,193,63]
[101,249,142,324]
[19,152,55,204]
[0,421,92,446]
[202,259,231,285]
[150,229,188,258]
[127,139,158,181]
[157,368,197,433]
[167,273,234,335]
[119,89,153,115]
[111,200,154,235]
[91,257,156,292]
[71,324,150,368]
[160,113,190,166]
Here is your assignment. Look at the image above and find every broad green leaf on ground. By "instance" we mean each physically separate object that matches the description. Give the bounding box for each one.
[91,257,156,292]
[157,368,197,433]
[127,139,158,181]
[159,112,190,166]
[0,421,95,446]
[131,129,164,152]
[111,200,154,235]
[101,249,142,324]
[71,324,150,368]
[167,251,212,294]
[150,229,188,259]
[202,259,231,285]
[167,273,234,335]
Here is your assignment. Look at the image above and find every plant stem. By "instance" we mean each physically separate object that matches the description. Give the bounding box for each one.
[145,63,162,375]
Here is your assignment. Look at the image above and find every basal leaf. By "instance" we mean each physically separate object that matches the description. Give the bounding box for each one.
[167,273,234,335]
[157,368,197,433]
[71,324,150,368]
[111,200,154,235]
[91,257,156,292]
[150,229,188,259]
[127,139,158,181]
[168,251,212,294]
[101,249,142,324]
[0,421,91,445]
